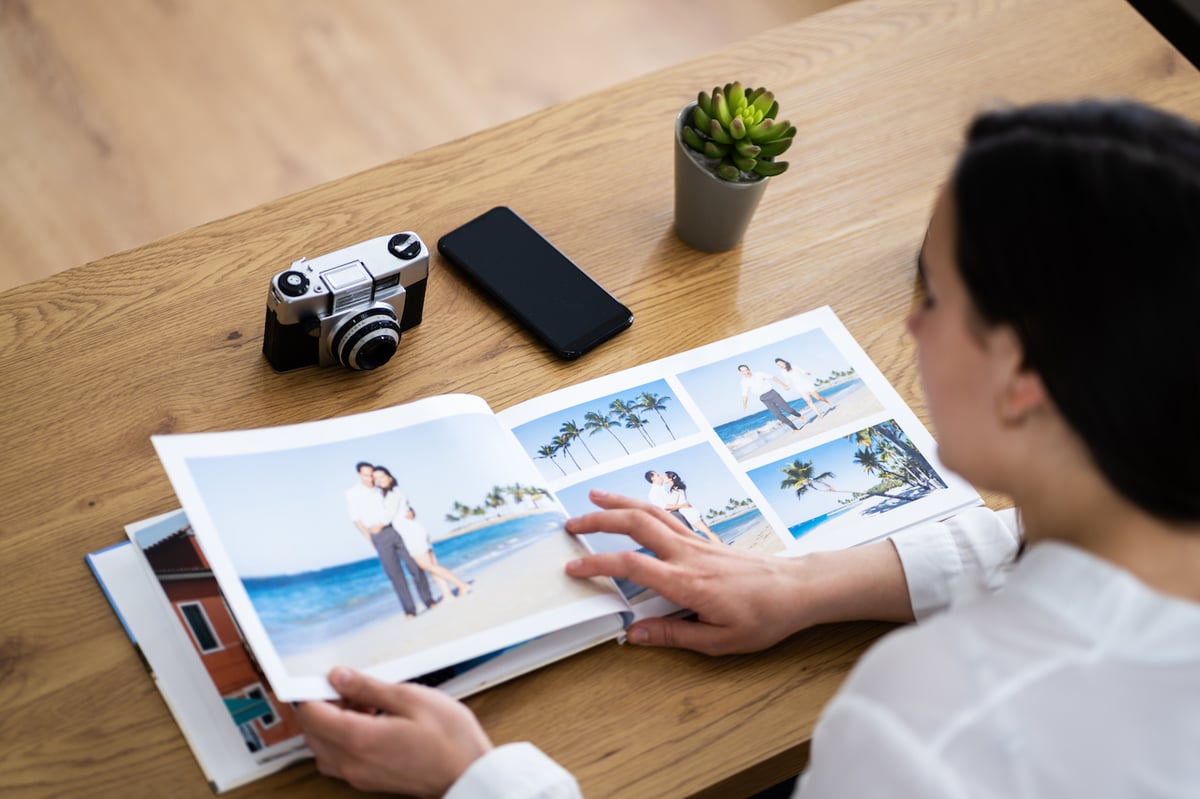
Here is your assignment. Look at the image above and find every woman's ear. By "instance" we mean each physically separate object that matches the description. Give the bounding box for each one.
[1000,368,1049,425]
[992,326,1048,425]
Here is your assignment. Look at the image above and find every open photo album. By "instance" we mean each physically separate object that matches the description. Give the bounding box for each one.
[87,306,981,792]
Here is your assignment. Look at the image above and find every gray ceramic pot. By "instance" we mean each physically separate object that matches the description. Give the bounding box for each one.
[673,102,770,252]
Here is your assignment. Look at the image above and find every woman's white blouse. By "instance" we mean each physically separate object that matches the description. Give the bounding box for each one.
[445,507,1200,798]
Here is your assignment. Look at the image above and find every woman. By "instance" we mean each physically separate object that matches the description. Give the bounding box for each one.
[663,470,722,545]
[376,467,471,602]
[298,101,1200,797]
[774,357,833,419]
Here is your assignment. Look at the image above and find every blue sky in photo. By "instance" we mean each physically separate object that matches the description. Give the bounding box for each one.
[510,378,700,473]
[677,329,855,427]
[182,412,553,577]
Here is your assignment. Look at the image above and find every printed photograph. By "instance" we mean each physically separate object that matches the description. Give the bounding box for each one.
[510,378,702,480]
[131,511,306,762]
[180,412,611,681]
[555,443,785,600]
[676,329,885,462]
[748,420,949,540]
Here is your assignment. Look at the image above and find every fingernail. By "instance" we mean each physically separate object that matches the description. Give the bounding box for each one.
[591,489,608,498]
[629,627,649,644]
[329,666,352,689]
[566,559,582,572]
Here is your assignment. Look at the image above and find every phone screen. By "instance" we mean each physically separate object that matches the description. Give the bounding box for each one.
[437,207,633,359]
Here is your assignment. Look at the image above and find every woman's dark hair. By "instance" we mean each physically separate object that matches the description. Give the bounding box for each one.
[373,465,397,496]
[952,100,1200,520]
[665,471,686,491]
[776,358,793,371]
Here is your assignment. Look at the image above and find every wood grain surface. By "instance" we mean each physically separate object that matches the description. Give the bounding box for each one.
[1,1,1197,797]
[0,0,841,293]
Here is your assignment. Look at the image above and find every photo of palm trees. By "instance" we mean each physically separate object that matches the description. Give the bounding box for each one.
[510,379,701,480]
[748,419,949,540]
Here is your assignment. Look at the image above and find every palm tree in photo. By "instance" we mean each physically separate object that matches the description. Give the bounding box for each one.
[583,410,630,455]
[611,398,655,446]
[780,458,917,504]
[551,433,581,470]
[560,419,598,463]
[780,459,838,499]
[525,485,550,507]
[485,486,507,517]
[536,443,566,476]
[504,483,527,508]
[636,391,676,440]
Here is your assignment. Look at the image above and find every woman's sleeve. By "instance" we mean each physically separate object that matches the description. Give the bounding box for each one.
[444,743,582,799]
[889,506,1021,619]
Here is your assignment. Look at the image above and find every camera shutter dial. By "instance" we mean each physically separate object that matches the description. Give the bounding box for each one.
[328,304,401,370]
[277,270,310,297]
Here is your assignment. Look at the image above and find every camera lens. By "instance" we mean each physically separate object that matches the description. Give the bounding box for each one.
[329,305,401,370]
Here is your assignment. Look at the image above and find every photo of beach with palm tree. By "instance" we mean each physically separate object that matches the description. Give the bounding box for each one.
[510,378,701,481]
[677,329,885,463]
[170,405,624,696]
[748,419,949,541]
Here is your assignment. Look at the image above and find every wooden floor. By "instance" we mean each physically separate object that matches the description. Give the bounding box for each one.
[0,0,849,294]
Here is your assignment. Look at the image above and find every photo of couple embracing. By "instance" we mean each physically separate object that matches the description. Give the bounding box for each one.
[345,461,470,618]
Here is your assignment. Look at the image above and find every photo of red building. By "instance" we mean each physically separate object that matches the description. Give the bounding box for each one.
[142,525,303,754]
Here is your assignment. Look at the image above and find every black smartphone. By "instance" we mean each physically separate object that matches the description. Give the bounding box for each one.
[437,207,633,359]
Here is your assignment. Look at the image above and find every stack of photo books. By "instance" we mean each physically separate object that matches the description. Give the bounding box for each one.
[87,306,981,792]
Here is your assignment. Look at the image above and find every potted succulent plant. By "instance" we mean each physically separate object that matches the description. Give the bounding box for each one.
[674,81,795,252]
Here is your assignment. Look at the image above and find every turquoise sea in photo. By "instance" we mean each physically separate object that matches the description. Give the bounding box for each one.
[243,511,564,656]
[714,381,861,443]
[787,505,860,539]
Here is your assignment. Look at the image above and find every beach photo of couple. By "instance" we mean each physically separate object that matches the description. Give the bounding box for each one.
[556,442,785,600]
[510,378,702,482]
[747,419,949,545]
[174,408,618,692]
[677,329,885,463]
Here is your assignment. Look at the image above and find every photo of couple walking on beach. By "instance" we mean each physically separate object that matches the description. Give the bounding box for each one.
[346,461,470,618]
[677,329,885,463]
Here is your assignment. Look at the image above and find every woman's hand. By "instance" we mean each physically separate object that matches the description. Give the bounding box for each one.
[565,490,914,655]
[297,667,492,798]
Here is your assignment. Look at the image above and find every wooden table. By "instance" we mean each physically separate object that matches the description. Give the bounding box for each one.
[2,1,1196,796]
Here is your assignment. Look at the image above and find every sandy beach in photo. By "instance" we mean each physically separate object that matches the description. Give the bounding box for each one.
[727,516,786,554]
[280,530,618,679]
[727,381,884,461]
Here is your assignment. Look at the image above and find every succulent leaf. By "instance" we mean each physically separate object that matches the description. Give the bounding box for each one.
[697,91,713,118]
[713,90,733,128]
[709,119,733,144]
[735,140,762,158]
[756,136,793,159]
[729,117,747,140]
[718,163,741,181]
[692,105,712,132]
[766,100,780,120]
[681,125,707,153]
[727,81,746,111]
[733,154,757,172]
[752,159,789,177]
[703,141,729,159]
[750,90,774,115]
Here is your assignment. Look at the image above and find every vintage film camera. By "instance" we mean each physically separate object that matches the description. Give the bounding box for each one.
[262,232,430,371]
